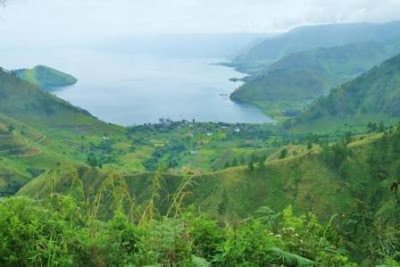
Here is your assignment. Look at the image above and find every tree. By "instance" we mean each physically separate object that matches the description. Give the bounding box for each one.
[238,156,245,165]
[231,157,238,167]
[322,142,349,169]
[379,122,385,132]
[279,148,288,159]
[7,124,14,133]
[86,153,98,169]
[257,156,266,170]
[218,190,229,215]
[307,142,313,150]
[390,181,399,203]
[367,122,378,133]
[224,162,231,169]
[344,131,352,144]
[248,161,254,172]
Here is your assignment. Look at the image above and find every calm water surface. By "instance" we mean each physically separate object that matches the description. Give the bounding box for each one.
[1,48,273,125]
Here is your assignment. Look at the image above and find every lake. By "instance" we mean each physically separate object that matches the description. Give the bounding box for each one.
[0,48,273,125]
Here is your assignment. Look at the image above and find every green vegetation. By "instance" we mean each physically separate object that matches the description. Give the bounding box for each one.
[288,53,400,130]
[231,69,340,119]
[14,124,400,265]
[2,21,400,266]
[233,21,400,73]
[0,69,94,127]
[231,39,400,119]
[0,196,354,266]
[12,65,77,90]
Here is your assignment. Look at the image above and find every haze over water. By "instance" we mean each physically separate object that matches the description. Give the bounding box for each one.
[0,47,273,126]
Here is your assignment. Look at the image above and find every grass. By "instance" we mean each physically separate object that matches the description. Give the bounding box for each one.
[20,127,388,220]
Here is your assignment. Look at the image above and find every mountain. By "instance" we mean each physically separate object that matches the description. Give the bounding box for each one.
[0,67,128,196]
[288,53,400,130]
[233,21,400,73]
[0,68,94,127]
[262,40,400,76]
[12,65,77,91]
[231,68,342,118]
[230,38,400,119]
[0,68,85,193]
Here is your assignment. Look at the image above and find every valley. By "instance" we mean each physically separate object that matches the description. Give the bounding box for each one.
[0,15,399,266]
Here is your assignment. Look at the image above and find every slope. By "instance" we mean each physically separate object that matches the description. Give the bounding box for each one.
[12,65,78,91]
[16,127,400,262]
[0,68,95,127]
[16,129,391,221]
[288,53,400,130]
[230,39,400,119]
[231,68,342,118]
[0,68,128,196]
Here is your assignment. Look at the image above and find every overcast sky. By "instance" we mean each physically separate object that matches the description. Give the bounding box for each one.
[1,0,400,46]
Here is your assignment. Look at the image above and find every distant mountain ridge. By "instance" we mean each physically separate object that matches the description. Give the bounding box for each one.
[262,40,400,76]
[230,32,400,119]
[233,21,400,73]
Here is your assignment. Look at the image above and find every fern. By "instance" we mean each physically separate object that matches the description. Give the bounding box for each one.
[268,247,315,266]
[191,255,211,267]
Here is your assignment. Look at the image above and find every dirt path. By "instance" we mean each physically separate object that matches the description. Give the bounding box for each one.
[0,134,47,157]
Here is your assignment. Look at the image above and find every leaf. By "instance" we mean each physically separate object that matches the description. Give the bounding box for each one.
[268,247,315,267]
[191,255,211,267]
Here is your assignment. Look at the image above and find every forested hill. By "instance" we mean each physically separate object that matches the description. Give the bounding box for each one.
[13,65,78,91]
[233,21,400,72]
[288,53,400,129]
[230,39,400,119]
[0,68,95,127]
[262,40,400,76]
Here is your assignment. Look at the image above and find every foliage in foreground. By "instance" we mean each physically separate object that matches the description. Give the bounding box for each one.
[0,196,357,267]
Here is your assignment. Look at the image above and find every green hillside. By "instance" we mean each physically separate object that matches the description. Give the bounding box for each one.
[16,125,400,265]
[233,21,400,73]
[263,40,400,76]
[0,76,280,197]
[12,65,77,90]
[0,58,399,264]
[2,0,400,264]
[234,69,338,101]
[0,67,282,196]
[0,68,128,195]
[0,69,95,127]
[288,53,400,130]
[231,40,400,119]
[231,68,342,119]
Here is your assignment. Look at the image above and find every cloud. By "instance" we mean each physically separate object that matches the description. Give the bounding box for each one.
[1,0,400,46]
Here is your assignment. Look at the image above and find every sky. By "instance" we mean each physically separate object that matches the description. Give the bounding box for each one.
[1,0,400,46]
